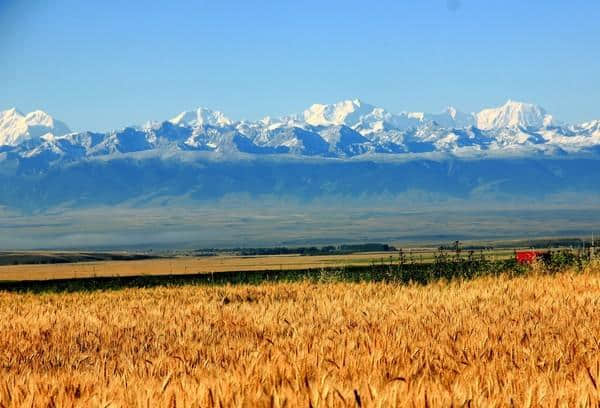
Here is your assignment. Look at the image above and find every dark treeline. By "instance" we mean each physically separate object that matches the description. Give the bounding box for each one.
[433,238,596,251]
[0,252,158,266]
[196,243,396,256]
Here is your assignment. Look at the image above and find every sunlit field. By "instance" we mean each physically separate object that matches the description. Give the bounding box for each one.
[0,252,407,281]
[1,262,599,406]
[0,248,522,282]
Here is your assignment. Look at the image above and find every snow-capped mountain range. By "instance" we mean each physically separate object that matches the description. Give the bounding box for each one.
[1,99,599,165]
[0,108,71,147]
[2,99,600,211]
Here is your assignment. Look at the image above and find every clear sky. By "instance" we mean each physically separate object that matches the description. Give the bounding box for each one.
[1,0,599,131]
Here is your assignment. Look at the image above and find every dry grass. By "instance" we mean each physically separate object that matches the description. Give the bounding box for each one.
[0,253,400,282]
[0,249,518,282]
[1,264,600,406]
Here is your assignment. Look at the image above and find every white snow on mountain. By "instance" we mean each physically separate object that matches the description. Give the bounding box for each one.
[354,109,420,135]
[576,120,600,136]
[539,120,600,149]
[299,98,376,127]
[2,100,599,161]
[293,99,479,135]
[476,100,554,130]
[0,108,71,146]
[422,107,476,128]
[169,107,232,128]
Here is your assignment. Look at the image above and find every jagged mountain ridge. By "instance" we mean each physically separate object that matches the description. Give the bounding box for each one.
[0,99,599,211]
[1,99,599,167]
[0,108,71,147]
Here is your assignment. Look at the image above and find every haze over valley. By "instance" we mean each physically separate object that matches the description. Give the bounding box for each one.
[1,99,599,248]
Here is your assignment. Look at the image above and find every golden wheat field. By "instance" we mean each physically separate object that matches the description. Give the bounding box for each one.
[1,264,600,407]
[0,252,402,282]
[0,249,520,282]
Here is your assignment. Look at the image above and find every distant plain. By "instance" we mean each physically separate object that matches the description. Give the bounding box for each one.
[1,203,599,250]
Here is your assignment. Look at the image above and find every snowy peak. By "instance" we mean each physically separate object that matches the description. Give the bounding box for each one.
[444,106,475,125]
[420,107,475,128]
[299,99,428,133]
[3,107,24,117]
[476,100,554,130]
[297,100,479,132]
[169,107,232,128]
[0,108,70,146]
[25,110,57,128]
[301,99,377,127]
[3,99,600,162]
[0,109,29,146]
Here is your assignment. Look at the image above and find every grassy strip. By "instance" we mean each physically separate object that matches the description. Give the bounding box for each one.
[0,257,553,294]
[0,248,591,293]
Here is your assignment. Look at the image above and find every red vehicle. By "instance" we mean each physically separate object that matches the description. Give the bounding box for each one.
[515,250,548,264]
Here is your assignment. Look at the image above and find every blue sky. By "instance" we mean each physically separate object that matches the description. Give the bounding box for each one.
[1,0,599,131]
